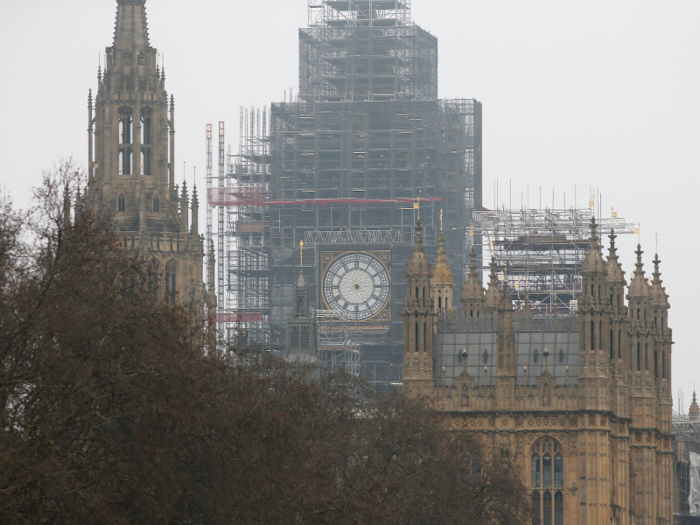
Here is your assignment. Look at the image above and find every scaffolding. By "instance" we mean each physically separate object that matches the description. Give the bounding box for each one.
[674,410,700,523]
[316,309,361,375]
[208,0,481,389]
[302,1,432,103]
[472,207,634,314]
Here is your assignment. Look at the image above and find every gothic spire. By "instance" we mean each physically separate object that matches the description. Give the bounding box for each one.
[432,228,454,286]
[606,227,626,284]
[582,216,605,274]
[690,390,699,421]
[461,244,485,302]
[113,0,150,51]
[628,244,651,298]
[406,219,431,276]
[484,257,501,310]
[650,253,670,308]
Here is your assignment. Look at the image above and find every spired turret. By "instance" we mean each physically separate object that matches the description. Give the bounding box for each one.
[579,218,609,364]
[650,251,673,438]
[606,228,628,367]
[578,218,612,413]
[651,253,670,310]
[460,244,485,319]
[627,244,653,376]
[286,269,319,378]
[431,227,456,329]
[402,220,435,395]
[483,257,501,312]
[690,391,700,422]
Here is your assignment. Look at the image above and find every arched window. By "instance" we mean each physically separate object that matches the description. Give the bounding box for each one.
[148,259,160,299]
[438,296,442,311]
[558,349,564,363]
[153,194,160,213]
[290,326,300,349]
[165,260,177,303]
[141,108,153,175]
[483,349,488,363]
[533,349,539,363]
[423,322,428,354]
[119,107,133,145]
[119,107,133,175]
[531,437,564,525]
[118,194,126,212]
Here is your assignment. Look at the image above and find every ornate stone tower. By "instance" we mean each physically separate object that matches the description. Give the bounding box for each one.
[86,0,204,310]
[402,219,434,396]
[460,244,486,319]
[286,270,319,377]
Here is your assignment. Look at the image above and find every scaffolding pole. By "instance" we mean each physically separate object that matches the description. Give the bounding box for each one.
[472,207,634,314]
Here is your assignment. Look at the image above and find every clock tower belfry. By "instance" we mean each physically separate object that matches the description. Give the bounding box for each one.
[86,0,205,311]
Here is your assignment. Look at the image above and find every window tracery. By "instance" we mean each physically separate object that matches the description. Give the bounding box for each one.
[165,260,177,303]
[531,437,564,525]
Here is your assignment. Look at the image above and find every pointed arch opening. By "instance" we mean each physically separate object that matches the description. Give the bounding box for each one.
[414,322,418,352]
[531,437,564,525]
[148,259,161,299]
[153,194,160,213]
[141,107,153,175]
[119,107,133,175]
[165,260,178,304]
[117,194,126,212]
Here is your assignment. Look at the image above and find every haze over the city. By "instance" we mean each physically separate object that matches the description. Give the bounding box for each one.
[1,0,699,408]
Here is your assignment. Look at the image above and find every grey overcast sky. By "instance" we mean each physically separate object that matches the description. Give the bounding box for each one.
[1,0,699,408]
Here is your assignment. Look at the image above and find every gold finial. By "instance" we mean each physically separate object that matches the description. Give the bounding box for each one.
[440,208,444,231]
[635,222,641,243]
[589,194,595,213]
[299,240,304,267]
[611,206,617,219]
[469,225,474,238]
[413,197,421,220]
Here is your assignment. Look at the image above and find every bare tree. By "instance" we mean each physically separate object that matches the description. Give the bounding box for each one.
[0,162,528,525]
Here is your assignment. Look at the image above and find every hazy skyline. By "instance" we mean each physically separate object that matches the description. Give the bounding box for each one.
[1,0,698,408]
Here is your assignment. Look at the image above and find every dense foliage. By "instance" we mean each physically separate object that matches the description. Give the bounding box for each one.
[0,165,528,524]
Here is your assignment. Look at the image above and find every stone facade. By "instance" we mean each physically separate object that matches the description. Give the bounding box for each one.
[85,0,207,313]
[403,218,674,525]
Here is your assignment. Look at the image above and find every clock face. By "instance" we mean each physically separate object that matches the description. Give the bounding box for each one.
[322,252,390,321]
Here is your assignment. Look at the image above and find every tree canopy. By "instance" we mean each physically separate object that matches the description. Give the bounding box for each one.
[0,164,528,525]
